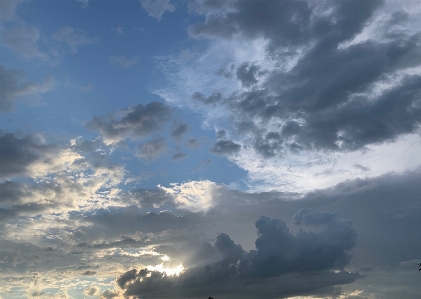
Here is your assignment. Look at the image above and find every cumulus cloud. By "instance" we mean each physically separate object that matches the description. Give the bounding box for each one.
[156,0,421,191]
[136,138,167,161]
[108,55,140,68]
[140,0,176,21]
[86,101,172,144]
[117,209,358,298]
[188,0,421,153]
[0,65,55,111]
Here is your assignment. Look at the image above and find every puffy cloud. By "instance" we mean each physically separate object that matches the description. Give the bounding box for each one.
[0,65,55,111]
[158,180,217,212]
[108,55,140,68]
[84,286,100,296]
[117,209,358,298]
[187,0,421,153]
[155,0,421,191]
[140,0,176,21]
[86,101,172,145]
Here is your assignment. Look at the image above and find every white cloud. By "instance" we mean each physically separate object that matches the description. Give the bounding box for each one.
[112,25,124,35]
[76,0,89,9]
[140,0,176,21]
[158,180,217,212]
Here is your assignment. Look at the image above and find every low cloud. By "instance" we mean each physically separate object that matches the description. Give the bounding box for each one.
[118,209,358,298]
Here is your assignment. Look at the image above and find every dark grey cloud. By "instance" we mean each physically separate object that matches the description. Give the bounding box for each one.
[81,270,97,276]
[216,130,227,139]
[118,209,358,298]
[210,139,241,155]
[171,122,189,141]
[136,137,167,161]
[0,65,54,112]
[172,152,186,161]
[236,62,260,88]
[86,101,172,144]
[189,0,421,156]
[0,131,55,178]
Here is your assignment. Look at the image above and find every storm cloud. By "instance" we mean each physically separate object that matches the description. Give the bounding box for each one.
[189,0,421,156]
[117,209,358,298]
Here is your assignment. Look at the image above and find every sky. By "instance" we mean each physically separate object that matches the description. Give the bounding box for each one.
[0,0,421,298]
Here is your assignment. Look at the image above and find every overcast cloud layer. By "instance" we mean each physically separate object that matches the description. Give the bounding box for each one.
[0,1,420,299]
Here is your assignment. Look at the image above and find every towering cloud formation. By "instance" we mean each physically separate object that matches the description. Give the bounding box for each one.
[117,209,358,298]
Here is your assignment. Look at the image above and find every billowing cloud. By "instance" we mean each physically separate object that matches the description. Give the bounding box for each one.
[0,65,55,111]
[140,0,176,21]
[189,0,421,152]
[156,0,421,190]
[117,209,358,298]
[84,286,100,296]
[86,101,172,144]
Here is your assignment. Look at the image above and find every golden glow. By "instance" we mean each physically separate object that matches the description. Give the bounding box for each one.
[146,263,185,276]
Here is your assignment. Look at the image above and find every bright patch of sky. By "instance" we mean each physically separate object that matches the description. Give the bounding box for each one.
[1,0,421,298]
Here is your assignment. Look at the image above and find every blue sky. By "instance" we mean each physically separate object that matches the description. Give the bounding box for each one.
[1,0,421,298]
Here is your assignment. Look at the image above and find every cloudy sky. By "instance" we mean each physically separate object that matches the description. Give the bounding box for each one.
[1,0,421,298]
